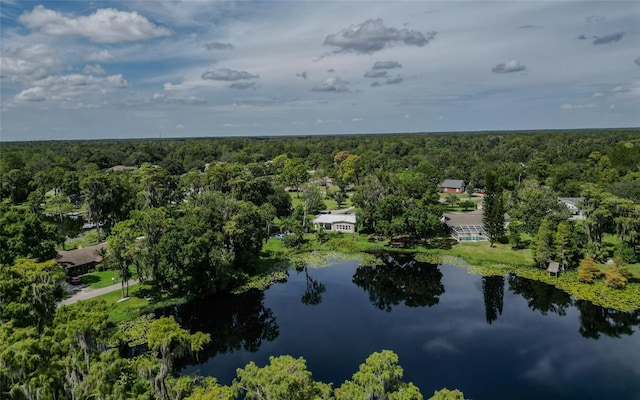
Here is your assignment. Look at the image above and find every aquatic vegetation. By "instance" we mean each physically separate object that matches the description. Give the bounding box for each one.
[232,270,289,293]
[414,253,444,265]
[288,251,369,268]
[449,256,640,312]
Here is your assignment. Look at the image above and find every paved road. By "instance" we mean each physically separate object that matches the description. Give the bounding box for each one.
[58,279,140,306]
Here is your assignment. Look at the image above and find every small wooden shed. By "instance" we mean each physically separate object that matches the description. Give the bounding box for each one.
[547,261,560,277]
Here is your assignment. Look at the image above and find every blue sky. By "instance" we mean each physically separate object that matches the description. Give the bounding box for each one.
[1,1,638,141]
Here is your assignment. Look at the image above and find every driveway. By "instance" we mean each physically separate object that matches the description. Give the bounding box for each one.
[58,279,140,306]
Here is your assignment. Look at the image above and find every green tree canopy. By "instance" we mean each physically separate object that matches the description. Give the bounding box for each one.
[336,350,423,400]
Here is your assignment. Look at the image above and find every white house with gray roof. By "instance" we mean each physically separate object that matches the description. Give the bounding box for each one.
[558,197,584,218]
[312,213,357,233]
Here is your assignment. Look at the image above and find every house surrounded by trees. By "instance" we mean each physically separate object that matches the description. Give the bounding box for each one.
[312,214,356,233]
[442,210,488,242]
[440,179,466,193]
[558,197,584,217]
[56,243,106,277]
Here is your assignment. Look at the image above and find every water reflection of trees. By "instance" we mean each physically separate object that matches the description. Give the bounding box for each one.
[508,274,572,316]
[482,276,504,324]
[576,300,640,339]
[508,274,640,339]
[352,254,444,312]
[155,289,279,364]
[297,267,326,306]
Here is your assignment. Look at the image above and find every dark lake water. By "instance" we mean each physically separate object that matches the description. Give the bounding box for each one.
[157,255,640,400]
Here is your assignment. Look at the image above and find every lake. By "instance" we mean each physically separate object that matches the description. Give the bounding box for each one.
[157,255,640,399]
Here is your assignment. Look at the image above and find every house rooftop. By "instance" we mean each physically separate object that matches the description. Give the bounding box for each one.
[440,179,465,188]
[108,165,138,172]
[558,197,584,205]
[56,242,106,268]
[443,210,483,226]
[312,213,356,224]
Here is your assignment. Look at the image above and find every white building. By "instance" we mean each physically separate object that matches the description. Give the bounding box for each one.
[312,213,357,233]
[558,197,584,216]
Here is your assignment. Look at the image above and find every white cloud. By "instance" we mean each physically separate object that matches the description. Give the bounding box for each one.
[34,74,128,89]
[229,81,258,90]
[609,84,640,101]
[559,103,596,110]
[2,1,639,140]
[201,68,259,81]
[492,60,527,74]
[522,355,554,382]
[152,92,206,105]
[203,41,234,50]
[14,74,128,104]
[364,70,388,78]
[19,5,172,43]
[372,61,402,70]
[176,124,185,129]
[85,50,115,62]
[385,75,403,85]
[610,85,638,95]
[423,338,461,355]
[592,32,624,45]
[83,64,105,75]
[0,43,58,82]
[15,86,47,102]
[315,118,342,124]
[222,122,259,128]
[586,15,606,24]
[312,77,350,92]
[592,92,605,98]
[324,18,436,54]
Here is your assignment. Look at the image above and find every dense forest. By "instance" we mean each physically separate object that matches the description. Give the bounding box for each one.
[1,129,639,399]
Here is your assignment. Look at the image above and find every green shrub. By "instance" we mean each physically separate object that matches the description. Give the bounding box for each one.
[578,256,600,283]
[605,267,628,289]
[282,233,307,248]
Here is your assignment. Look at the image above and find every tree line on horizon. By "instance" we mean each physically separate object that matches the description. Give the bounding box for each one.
[1,128,639,399]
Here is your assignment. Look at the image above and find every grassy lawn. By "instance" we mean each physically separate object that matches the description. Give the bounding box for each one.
[81,268,120,288]
[298,232,534,267]
[439,193,476,200]
[80,265,136,288]
[92,284,150,323]
[87,282,188,323]
[598,234,640,278]
[263,236,287,254]
[288,189,354,212]
[434,241,534,268]
[599,263,640,279]
[289,193,303,209]
[324,190,354,211]
[443,205,478,213]
[627,263,640,278]
[323,198,339,210]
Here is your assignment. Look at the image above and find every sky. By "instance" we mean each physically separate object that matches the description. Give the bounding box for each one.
[0,1,639,141]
